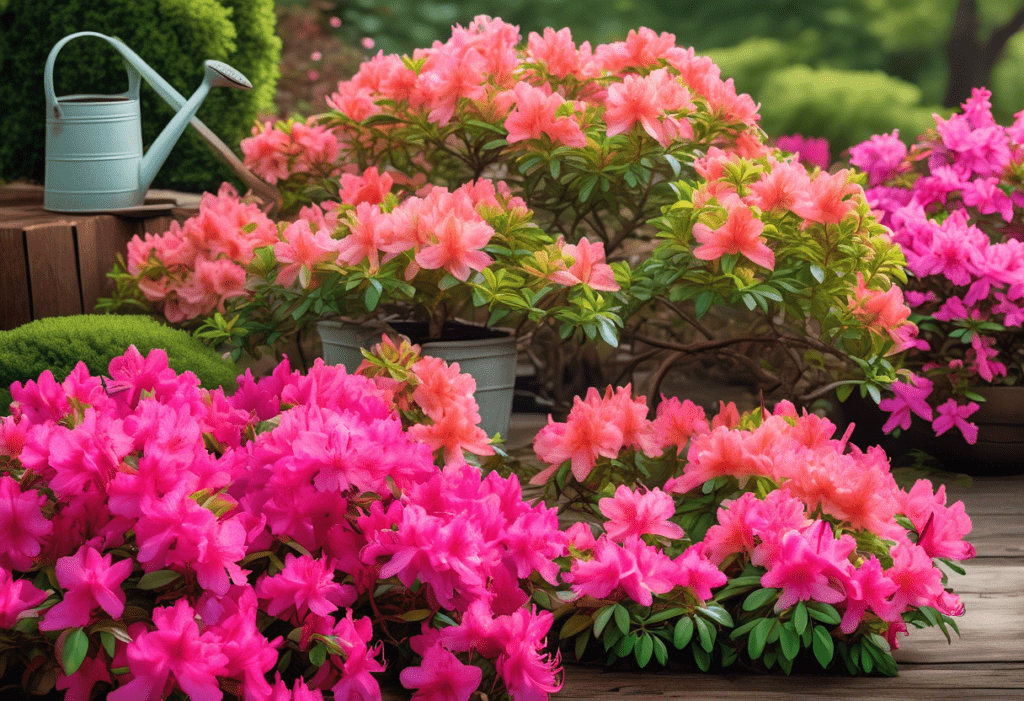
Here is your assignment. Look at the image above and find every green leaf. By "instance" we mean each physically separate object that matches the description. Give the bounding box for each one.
[613,604,630,636]
[653,634,669,666]
[810,264,825,283]
[645,607,688,625]
[593,605,616,638]
[695,615,716,652]
[560,613,593,639]
[62,628,89,676]
[694,290,714,318]
[136,570,182,590]
[364,281,381,310]
[813,625,834,668]
[697,605,734,628]
[692,640,711,671]
[635,633,654,668]
[748,617,772,660]
[308,643,328,667]
[673,616,694,649]
[742,588,778,612]
[806,602,841,626]
[793,601,808,636]
[100,631,116,660]
[614,631,636,658]
[575,628,591,662]
[779,622,800,661]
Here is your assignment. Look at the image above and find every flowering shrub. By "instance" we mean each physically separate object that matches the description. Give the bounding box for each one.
[0,343,565,700]
[105,172,622,359]
[530,386,971,675]
[623,147,914,405]
[849,87,1024,442]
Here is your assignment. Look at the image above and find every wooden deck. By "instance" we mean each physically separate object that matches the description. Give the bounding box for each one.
[554,474,1024,700]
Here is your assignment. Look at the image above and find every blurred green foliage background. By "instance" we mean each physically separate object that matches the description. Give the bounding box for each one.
[286,0,1024,156]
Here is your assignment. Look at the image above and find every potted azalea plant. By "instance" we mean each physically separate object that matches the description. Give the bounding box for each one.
[236,16,769,409]
[847,87,1024,466]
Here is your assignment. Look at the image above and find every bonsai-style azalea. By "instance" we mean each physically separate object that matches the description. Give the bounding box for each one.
[0,343,566,700]
[622,146,915,406]
[849,87,1024,442]
[529,386,972,676]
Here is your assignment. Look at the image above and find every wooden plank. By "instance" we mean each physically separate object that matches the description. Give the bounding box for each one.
[965,513,1024,557]
[548,663,1024,699]
[893,562,1023,664]
[0,226,32,330]
[75,215,136,313]
[23,223,82,319]
[946,476,1024,515]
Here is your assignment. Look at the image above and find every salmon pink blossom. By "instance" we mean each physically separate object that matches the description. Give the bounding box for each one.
[692,204,775,270]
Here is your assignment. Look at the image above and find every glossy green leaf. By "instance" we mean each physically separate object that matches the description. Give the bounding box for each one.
[742,588,778,611]
[635,633,654,668]
[136,570,182,590]
[813,625,834,668]
[593,605,616,638]
[779,622,800,661]
[613,604,631,636]
[673,616,694,649]
[62,628,89,676]
[792,601,808,636]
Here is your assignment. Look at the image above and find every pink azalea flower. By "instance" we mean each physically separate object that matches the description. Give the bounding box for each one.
[848,130,908,186]
[775,134,830,171]
[878,374,934,433]
[336,202,393,272]
[899,479,975,561]
[604,69,694,146]
[274,219,339,289]
[40,546,133,631]
[55,653,113,701]
[0,566,48,627]
[672,542,728,601]
[531,389,623,484]
[839,555,900,634]
[338,166,394,205]
[789,169,861,226]
[399,644,481,701]
[746,159,812,213]
[692,203,775,270]
[932,399,980,444]
[885,540,946,614]
[256,553,355,622]
[548,237,619,291]
[108,599,229,701]
[598,485,684,542]
[0,475,52,571]
[651,395,709,455]
[759,525,849,611]
[526,26,595,80]
[665,426,774,495]
[503,81,586,148]
[414,214,495,281]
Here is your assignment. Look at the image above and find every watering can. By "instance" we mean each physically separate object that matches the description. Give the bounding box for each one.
[43,31,270,213]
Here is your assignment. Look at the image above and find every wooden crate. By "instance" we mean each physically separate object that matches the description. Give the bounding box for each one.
[0,184,198,330]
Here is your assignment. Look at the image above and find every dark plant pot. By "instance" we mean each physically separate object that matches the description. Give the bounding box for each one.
[837,386,1024,475]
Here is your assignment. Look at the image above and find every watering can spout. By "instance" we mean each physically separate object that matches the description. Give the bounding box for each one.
[137,60,252,193]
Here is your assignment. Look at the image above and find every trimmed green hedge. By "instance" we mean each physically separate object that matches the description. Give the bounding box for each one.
[0,0,280,192]
[1,315,239,411]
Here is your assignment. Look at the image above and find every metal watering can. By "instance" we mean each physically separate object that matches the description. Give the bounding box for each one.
[43,31,254,212]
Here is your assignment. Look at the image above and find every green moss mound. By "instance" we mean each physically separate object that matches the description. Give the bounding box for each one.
[0,0,280,192]
[0,315,239,411]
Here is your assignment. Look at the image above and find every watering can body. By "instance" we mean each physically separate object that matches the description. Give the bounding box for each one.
[43,31,252,213]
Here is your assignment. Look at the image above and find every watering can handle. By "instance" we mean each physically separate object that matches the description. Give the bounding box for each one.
[44,31,141,120]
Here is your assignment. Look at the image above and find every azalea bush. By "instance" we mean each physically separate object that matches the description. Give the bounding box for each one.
[848,87,1024,442]
[529,386,973,676]
[103,172,622,361]
[0,342,566,700]
[621,147,914,406]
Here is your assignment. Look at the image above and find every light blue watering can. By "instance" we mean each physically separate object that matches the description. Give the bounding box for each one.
[43,31,263,212]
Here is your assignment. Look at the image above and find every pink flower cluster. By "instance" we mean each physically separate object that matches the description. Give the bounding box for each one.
[849,87,1024,440]
[533,389,973,648]
[0,344,565,701]
[241,119,341,185]
[242,19,762,187]
[125,184,278,323]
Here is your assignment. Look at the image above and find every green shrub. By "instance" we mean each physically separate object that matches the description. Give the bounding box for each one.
[0,315,239,411]
[0,0,280,192]
[755,65,941,155]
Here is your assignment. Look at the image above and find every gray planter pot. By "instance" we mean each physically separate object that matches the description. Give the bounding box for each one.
[316,319,517,440]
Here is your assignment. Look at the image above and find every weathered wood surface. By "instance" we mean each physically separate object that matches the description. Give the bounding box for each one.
[0,184,196,330]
